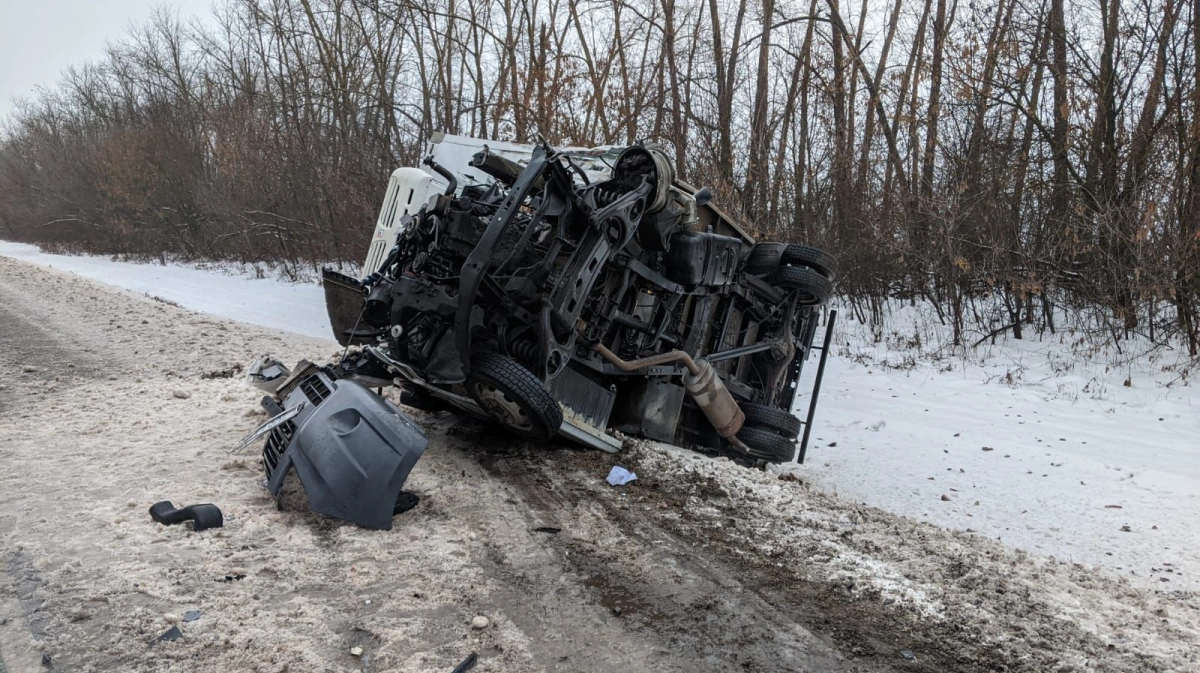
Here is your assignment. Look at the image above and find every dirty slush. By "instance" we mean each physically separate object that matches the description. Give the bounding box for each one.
[0,257,1197,672]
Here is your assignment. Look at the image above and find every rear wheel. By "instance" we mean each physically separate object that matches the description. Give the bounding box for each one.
[740,402,802,439]
[466,352,563,441]
[744,243,837,280]
[781,244,836,279]
[776,265,833,305]
[736,425,796,463]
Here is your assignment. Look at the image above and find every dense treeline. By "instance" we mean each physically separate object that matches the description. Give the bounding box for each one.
[0,0,1198,352]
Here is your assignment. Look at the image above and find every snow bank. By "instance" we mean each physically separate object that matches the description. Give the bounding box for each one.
[0,241,333,340]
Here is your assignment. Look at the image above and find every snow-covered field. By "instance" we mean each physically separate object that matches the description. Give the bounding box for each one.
[797,305,1198,592]
[3,239,1197,593]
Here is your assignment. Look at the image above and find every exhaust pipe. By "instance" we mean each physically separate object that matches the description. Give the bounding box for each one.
[593,344,750,452]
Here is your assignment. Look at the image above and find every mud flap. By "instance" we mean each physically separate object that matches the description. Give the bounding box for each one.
[321,268,368,347]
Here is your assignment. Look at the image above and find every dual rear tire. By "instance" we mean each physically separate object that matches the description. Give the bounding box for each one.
[745,243,835,305]
[737,401,801,463]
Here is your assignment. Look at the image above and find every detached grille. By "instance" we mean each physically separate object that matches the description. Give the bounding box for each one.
[263,371,334,481]
[262,419,296,480]
[299,375,332,406]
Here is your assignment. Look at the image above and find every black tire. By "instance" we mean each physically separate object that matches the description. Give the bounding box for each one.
[737,425,796,463]
[740,402,802,439]
[776,265,833,305]
[781,244,836,279]
[466,352,563,441]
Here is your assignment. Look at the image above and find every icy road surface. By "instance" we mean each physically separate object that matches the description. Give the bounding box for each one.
[1,253,1196,672]
[3,239,1199,594]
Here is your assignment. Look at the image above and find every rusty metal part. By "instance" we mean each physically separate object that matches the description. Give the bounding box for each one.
[725,434,753,454]
[594,343,701,376]
[680,359,745,438]
[593,344,745,441]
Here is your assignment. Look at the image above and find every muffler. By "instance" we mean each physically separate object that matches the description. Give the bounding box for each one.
[680,358,744,438]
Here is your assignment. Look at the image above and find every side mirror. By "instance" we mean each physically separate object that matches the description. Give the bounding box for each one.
[694,187,712,208]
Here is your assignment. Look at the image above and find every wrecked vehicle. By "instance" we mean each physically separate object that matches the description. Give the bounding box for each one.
[319,134,836,465]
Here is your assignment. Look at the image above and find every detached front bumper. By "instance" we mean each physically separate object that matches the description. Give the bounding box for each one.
[253,369,427,530]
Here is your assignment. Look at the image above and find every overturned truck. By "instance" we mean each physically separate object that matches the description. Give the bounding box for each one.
[322,134,836,465]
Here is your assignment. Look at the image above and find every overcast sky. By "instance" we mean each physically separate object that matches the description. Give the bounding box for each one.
[0,0,209,121]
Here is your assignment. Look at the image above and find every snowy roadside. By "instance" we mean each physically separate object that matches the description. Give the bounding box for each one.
[0,241,333,339]
[795,304,1199,593]
[3,239,1198,594]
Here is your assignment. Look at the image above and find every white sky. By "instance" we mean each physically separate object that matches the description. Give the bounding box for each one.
[0,0,209,121]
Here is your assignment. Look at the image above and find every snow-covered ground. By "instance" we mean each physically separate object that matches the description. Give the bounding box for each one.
[3,239,1197,593]
[0,241,332,339]
[796,304,1199,592]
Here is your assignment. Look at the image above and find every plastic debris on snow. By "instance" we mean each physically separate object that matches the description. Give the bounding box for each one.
[606,465,637,486]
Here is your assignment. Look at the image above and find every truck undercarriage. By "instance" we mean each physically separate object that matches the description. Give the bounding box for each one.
[321,135,836,465]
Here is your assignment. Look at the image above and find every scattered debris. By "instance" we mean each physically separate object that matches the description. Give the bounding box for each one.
[152,626,183,644]
[202,364,244,379]
[1105,504,1123,509]
[393,492,420,515]
[219,574,246,582]
[606,466,637,486]
[534,527,561,534]
[900,649,916,660]
[182,610,202,623]
[245,354,291,392]
[246,368,427,530]
[451,653,479,673]
[148,501,224,532]
[1120,525,1132,532]
[350,646,364,657]
[470,616,489,629]
[981,446,994,452]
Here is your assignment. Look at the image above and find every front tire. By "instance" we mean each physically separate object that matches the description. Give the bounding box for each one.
[466,352,563,441]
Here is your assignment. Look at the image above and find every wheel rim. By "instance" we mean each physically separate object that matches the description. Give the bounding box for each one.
[469,381,535,432]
